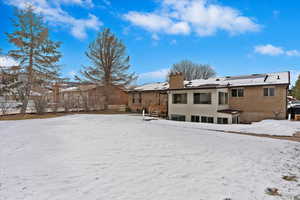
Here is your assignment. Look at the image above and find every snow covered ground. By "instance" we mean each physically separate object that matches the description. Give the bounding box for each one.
[151,119,300,136]
[0,114,299,200]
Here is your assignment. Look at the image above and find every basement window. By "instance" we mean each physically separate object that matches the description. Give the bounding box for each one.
[171,114,186,121]
[201,116,214,123]
[263,88,275,96]
[217,117,228,124]
[172,93,187,104]
[191,115,200,122]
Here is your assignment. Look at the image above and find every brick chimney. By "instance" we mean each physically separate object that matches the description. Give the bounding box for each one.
[169,72,184,89]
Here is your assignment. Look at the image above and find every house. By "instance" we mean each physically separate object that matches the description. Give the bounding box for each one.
[168,72,290,124]
[127,82,168,117]
[52,83,128,111]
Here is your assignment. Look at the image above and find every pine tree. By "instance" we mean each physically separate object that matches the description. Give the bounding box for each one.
[79,28,137,109]
[6,6,62,114]
[292,75,300,100]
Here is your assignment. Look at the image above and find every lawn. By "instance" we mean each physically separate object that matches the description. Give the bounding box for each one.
[0,114,299,200]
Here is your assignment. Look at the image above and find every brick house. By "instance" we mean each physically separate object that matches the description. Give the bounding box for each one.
[168,72,290,124]
[52,84,128,111]
[129,71,290,123]
[127,82,168,117]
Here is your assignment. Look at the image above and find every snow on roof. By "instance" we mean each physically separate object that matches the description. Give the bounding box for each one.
[60,86,79,92]
[60,85,97,92]
[186,72,290,88]
[133,82,169,91]
[0,56,19,69]
[132,72,290,91]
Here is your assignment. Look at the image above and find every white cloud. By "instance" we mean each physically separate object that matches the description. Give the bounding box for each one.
[254,44,300,57]
[5,0,102,39]
[0,56,19,68]
[55,0,94,7]
[286,50,300,57]
[138,68,170,82]
[254,44,284,56]
[124,0,260,37]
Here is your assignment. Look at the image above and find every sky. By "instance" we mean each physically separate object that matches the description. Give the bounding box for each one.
[0,0,300,86]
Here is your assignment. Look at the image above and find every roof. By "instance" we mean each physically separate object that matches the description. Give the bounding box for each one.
[185,71,289,89]
[131,82,169,91]
[217,109,242,115]
[131,72,290,92]
[60,84,97,92]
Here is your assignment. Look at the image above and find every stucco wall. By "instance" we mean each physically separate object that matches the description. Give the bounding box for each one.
[168,88,230,122]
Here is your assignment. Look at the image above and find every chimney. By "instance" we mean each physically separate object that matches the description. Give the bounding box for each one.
[169,72,184,89]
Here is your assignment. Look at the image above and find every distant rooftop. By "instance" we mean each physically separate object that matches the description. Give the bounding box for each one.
[131,72,290,91]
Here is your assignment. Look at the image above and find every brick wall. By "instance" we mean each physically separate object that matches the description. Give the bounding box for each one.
[229,85,288,123]
[128,91,168,115]
[169,73,184,89]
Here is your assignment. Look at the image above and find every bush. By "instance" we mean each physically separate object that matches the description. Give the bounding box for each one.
[33,96,48,115]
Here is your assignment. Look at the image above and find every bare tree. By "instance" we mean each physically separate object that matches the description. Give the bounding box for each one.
[78,28,137,109]
[0,95,12,115]
[33,94,48,115]
[6,6,61,114]
[168,60,216,81]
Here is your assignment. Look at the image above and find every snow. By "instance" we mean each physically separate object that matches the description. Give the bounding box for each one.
[0,114,299,200]
[152,119,300,136]
[131,72,289,91]
[0,56,19,68]
[134,82,169,91]
[186,71,289,88]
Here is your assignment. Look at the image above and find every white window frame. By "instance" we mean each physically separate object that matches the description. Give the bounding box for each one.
[231,88,244,97]
[263,87,275,97]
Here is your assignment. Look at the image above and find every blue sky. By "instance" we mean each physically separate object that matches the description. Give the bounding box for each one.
[0,0,300,85]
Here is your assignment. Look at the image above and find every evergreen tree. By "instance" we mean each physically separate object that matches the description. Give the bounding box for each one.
[79,28,137,109]
[6,6,61,114]
[292,75,300,100]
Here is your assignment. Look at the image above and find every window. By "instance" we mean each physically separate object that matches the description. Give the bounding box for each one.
[132,93,142,104]
[218,92,228,105]
[172,93,187,104]
[201,116,214,123]
[232,116,239,124]
[217,117,228,124]
[194,93,211,104]
[264,88,275,96]
[231,88,244,97]
[171,114,186,121]
[191,115,200,122]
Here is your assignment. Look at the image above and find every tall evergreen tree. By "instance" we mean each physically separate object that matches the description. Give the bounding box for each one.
[6,6,61,114]
[292,75,300,100]
[79,28,137,109]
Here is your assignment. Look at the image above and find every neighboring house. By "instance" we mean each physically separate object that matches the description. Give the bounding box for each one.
[168,72,290,124]
[52,83,128,111]
[127,82,168,117]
